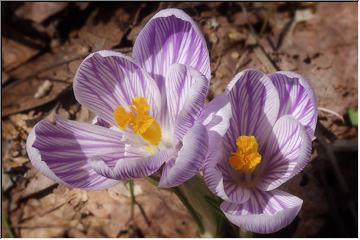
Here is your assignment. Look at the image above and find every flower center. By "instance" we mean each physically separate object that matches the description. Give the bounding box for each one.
[229,135,261,173]
[114,97,161,145]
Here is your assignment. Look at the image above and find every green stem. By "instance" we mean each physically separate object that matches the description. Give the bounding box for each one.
[172,187,205,234]
[2,196,15,237]
[240,229,253,237]
[145,175,239,237]
[176,175,239,237]
[128,179,136,218]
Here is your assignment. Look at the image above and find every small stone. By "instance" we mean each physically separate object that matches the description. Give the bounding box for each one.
[50,39,60,49]
[209,32,218,44]
[208,17,219,30]
[77,45,89,55]
[34,80,53,99]
[231,51,240,59]
[12,150,20,157]
[69,104,81,115]
[58,108,70,119]
[228,30,245,42]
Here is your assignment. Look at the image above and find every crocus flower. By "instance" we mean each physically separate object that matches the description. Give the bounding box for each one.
[26,8,210,189]
[201,69,317,233]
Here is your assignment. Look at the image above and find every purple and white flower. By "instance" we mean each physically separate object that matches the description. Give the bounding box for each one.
[201,69,317,233]
[26,8,210,190]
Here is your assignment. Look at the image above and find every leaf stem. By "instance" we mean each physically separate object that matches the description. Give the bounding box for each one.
[2,199,15,237]
[128,179,136,219]
[172,187,205,235]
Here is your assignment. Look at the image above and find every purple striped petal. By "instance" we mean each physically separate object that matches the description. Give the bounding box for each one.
[203,131,251,204]
[27,128,68,186]
[90,150,170,180]
[203,132,230,200]
[200,93,232,137]
[133,8,210,91]
[224,69,280,152]
[221,189,303,234]
[164,64,209,141]
[202,69,280,204]
[268,71,317,138]
[27,116,123,190]
[257,115,311,191]
[74,50,161,126]
[158,122,208,188]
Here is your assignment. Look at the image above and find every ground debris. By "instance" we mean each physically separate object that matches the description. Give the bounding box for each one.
[15,2,68,24]
[2,37,40,72]
[34,80,53,99]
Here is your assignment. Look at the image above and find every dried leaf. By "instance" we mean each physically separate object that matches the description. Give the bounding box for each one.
[2,37,40,72]
[15,3,68,24]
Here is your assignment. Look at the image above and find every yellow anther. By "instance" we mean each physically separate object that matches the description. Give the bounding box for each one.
[114,97,161,146]
[114,105,132,129]
[229,136,262,172]
[140,119,161,145]
[131,97,150,113]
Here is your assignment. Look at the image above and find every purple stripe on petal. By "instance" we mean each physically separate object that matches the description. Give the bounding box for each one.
[224,69,280,152]
[26,128,68,186]
[220,189,303,234]
[158,122,208,188]
[268,71,317,139]
[74,50,161,126]
[95,150,170,180]
[164,64,209,142]
[203,131,250,204]
[28,116,124,190]
[257,115,312,191]
[203,132,230,200]
[200,93,232,137]
[133,8,210,92]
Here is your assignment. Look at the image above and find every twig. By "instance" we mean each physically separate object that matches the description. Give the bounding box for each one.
[131,3,146,28]
[318,107,345,122]
[239,3,256,36]
[4,54,87,92]
[235,49,250,73]
[239,3,279,72]
[18,184,58,204]
[253,45,279,72]
[274,15,295,51]
[135,201,151,227]
[19,201,67,223]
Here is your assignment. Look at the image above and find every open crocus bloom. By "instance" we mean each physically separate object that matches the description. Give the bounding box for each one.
[26,8,210,190]
[201,69,317,233]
